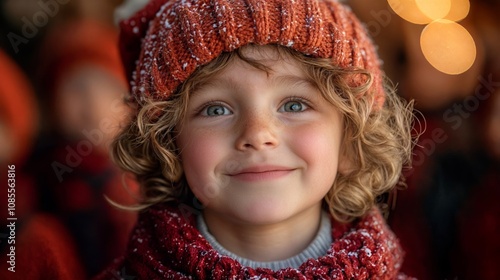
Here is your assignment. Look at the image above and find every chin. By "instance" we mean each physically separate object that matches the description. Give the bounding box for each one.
[230,199,297,226]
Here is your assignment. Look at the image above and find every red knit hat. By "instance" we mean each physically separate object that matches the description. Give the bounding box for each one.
[120,0,384,108]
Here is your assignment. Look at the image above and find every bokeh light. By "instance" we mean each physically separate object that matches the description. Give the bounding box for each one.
[387,0,432,25]
[420,20,476,75]
[444,0,470,21]
[415,0,451,21]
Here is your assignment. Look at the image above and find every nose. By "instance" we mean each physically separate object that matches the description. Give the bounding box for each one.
[235,113,279,151]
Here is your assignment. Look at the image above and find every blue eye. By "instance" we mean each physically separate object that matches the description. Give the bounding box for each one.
[204,104,231,116]
[282,100,307,112]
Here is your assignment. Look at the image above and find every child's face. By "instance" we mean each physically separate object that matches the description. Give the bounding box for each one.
[55,65,130,149]
[177,46,346,225]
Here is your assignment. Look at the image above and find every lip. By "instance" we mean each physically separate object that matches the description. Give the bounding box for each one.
[228,165,295,182]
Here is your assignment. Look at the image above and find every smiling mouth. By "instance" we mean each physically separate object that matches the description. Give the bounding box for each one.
[228,166,295,182]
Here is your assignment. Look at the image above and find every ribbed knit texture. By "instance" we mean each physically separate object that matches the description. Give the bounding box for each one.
[197,211,332,270]
[119,0,385,109]
[94,203,413,279]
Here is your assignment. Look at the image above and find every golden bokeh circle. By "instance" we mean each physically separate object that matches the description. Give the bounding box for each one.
[416,0,451,21]
[420,20,476,75]
[388,0,432,24]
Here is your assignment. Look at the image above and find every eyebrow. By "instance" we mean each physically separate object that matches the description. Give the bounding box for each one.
[195,77,241,95]
[270,74,316,90]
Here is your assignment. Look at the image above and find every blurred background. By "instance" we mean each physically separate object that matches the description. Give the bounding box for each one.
[0,0,498,279]
[0,0,142,279]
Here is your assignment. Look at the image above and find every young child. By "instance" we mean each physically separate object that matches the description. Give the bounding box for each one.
[96,0,414,278]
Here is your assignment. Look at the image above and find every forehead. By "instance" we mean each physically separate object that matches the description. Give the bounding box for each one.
[216,45,308,81]
[240,45,302,66]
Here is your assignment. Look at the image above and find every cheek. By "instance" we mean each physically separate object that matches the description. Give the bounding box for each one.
[177,128,227,194]
[289,123,342,173]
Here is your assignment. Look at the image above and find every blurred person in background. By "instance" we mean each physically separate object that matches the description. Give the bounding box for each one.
[0,48,38,165]
[0,0,125,145]
[349,0,500,279]
[28,19,139,278]
[0,48,85,280]
[1,0,148,278]
[0,48,40,245]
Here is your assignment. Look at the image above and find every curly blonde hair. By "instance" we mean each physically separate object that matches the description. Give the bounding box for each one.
[112,44,414,223]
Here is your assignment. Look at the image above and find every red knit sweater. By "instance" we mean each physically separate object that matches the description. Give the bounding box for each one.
[95,203,412,279]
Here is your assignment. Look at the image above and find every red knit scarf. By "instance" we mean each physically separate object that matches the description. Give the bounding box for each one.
[95,203,411,279]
